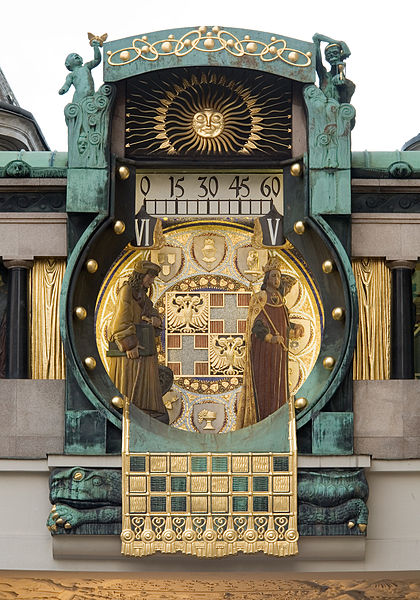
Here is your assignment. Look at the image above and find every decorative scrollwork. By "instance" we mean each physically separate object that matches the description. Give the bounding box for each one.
[131,516,145,540]
[120,528,135,542]
[151,516,165,540]
[107,26,312,67]
[192,516,206,540]
[274,515,288,539]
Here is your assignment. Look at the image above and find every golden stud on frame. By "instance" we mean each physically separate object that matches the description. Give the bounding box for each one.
[322,259,334,274]
[111,396,124,409]
[119,51,130,62]
[85,259,98,273]
[84,356,97,370]
[118,166,130,180]
[246,42,258,53]
[293,221,305,235]
[288,51,298,63]
[74,306,87,320]
[294,397,308,410]
[204,38,215,49]
[290,162,302,177]
[323,356,336,370]
[332,307,345,321]
[113,220,126,235]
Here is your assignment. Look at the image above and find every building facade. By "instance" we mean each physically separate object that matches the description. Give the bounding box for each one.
[0,27,419,598]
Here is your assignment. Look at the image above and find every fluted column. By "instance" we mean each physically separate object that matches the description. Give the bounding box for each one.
[4,259,32,378]
[387,260,416,379]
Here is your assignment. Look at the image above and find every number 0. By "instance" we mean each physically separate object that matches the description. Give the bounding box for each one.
[139,176,151,196]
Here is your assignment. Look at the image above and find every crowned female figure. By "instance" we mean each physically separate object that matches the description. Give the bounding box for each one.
[236,257,304,429]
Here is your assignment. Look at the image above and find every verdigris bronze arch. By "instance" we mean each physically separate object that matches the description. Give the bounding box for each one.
[103,27,315,83]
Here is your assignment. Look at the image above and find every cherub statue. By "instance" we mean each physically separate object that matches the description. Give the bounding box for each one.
[312,33,355,104]
[58,33,107,103]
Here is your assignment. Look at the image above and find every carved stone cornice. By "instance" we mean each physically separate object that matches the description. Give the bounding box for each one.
[352,178,420,193]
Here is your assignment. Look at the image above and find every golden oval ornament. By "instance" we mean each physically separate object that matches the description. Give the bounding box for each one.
[86,259,98,273]
[294,397,308,410]
[246,42,258,53]
[204,38,215,49]
[322,260,334,274]
[332,307,345,320]
[323,356,336,370]
[113,220,126,235]
[118,166,130,180]
[290,162,302,177]
[111,396,124,409]
[293,221,305,235]
[74,306,87,320]
[84,356,97,370]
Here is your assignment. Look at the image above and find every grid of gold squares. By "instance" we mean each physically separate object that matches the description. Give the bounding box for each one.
[127,453,291,516]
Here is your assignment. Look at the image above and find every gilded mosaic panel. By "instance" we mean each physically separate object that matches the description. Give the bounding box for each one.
[121,396,298,557]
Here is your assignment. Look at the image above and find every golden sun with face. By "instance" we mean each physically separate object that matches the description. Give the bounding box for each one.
[126,68,292,157]
[192,109,225,139]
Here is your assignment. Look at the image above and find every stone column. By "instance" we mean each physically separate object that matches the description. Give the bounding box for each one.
[4,259,33,379]
[387,260,416,379]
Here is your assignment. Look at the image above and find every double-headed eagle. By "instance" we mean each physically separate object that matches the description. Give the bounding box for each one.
[167,294,208,333]
[210,335,246,375]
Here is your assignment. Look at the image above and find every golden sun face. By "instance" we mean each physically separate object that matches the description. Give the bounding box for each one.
[192,109,225,139]
[126,68,292,158]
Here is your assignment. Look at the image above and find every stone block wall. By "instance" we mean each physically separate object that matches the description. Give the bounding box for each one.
[0,380,64,457]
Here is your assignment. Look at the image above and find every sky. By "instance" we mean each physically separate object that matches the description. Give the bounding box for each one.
[1,0,419,152]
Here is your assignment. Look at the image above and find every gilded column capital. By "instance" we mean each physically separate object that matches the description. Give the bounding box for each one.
[386,259,417,271]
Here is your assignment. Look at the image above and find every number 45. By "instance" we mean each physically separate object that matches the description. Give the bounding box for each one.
[229,176,250,198]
